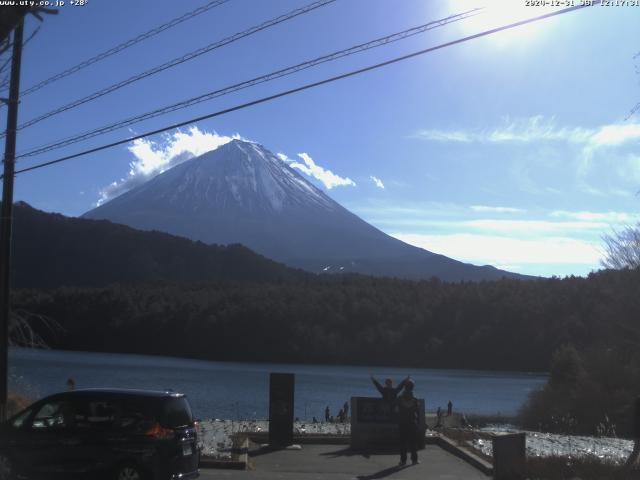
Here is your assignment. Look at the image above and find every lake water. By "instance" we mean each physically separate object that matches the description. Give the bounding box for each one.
[8,348,547,420]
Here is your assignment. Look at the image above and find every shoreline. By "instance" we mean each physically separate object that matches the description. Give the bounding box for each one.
[9,346,550,377]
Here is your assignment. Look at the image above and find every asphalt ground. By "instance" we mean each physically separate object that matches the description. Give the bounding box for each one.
[200,443,489,479]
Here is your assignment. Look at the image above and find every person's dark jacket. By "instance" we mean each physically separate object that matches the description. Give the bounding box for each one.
[371,377,407,402]
[396,389,419,426]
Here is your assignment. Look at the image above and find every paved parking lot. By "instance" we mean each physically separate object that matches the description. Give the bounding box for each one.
[200,444,489,479]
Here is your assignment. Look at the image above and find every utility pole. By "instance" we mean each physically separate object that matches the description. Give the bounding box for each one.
[0,20,24,421]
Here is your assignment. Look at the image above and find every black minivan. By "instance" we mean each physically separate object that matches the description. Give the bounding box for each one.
[0,389,200,480]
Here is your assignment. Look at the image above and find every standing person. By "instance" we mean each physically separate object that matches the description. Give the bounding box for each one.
[397,379,420,466]
[370,375,409,401]
[66,377,76,391]
[447,400,453,416]
[343,401,349,418]
[325,406,330,422]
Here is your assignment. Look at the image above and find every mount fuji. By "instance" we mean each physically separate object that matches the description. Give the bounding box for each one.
[84,139,525,281]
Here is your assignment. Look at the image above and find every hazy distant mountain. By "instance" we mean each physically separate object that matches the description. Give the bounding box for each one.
[84,139,526,281]
[11,202,305,288]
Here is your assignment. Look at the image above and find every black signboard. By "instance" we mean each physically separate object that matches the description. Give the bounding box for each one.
[355,397,396,424]
[268,373,294,446]
[351,397,426,450]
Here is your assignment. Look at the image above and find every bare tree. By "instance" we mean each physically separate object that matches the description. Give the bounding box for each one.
[8,309,61,349]
[601,224,640,270]
[602,223,640,470]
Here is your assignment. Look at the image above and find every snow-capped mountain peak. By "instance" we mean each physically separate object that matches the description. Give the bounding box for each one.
[141,139,336,214]
[84,139,526,281]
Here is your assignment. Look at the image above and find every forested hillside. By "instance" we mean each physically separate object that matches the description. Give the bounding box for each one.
[10,202,306,287]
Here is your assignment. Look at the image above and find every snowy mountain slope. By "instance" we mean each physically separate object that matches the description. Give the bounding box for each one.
[84,139,526,281]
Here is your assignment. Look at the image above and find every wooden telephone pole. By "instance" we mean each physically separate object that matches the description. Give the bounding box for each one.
[0,19,24,421]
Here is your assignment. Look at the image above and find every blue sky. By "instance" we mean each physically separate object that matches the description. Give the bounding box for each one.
[4,0,640,277]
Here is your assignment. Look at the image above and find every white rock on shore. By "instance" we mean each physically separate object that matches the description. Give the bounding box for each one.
[197,419,351,458]
[474,428,634,463]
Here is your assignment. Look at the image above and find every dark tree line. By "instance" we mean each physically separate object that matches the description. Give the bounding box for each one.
[12,267,640,375]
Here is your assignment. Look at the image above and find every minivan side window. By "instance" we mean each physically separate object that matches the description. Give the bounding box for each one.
[31,400,73,430]
[74,398,119,430]
[116,399,149,431]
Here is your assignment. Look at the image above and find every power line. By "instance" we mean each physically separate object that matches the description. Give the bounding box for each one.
[10,2,599,177]
[16,9,480,160]
[3,0,336,137]
[0,25,39,76]
[1,0,231,98]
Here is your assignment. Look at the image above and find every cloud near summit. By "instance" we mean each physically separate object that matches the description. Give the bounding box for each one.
[97,127,355,205]
[97,127,242,205]
[279,152,356,189]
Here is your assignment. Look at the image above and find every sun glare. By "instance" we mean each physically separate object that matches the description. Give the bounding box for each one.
[451,0,560,45]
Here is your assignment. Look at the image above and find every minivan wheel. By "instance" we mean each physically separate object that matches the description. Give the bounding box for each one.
[0,454,13,480]
[114,463,146,480]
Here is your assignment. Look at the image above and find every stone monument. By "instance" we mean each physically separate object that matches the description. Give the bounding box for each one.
[492,432,526,480]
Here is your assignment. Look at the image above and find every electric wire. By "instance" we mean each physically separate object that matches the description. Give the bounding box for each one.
[1,0,231,98]
[10,2,599,177]
[3,0,336,137]
[0,25,40,91]
[16,9,480,160]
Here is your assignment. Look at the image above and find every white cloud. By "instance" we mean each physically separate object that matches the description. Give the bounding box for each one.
[416,130,474,143]
[370,176,385,189]
[589,123,640,148]
[415,116,591,144]
[414,116,640,149]
[288,152,356,189]
[488,117,590,144]
[466,219,608,233]
[414,116,640,195]
[97,127,242,205]
[549,210,637,223]
[392,232,601,268]
[470,205,523,213]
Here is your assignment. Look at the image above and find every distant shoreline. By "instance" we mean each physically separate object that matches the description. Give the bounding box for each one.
[9,346,550,377]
